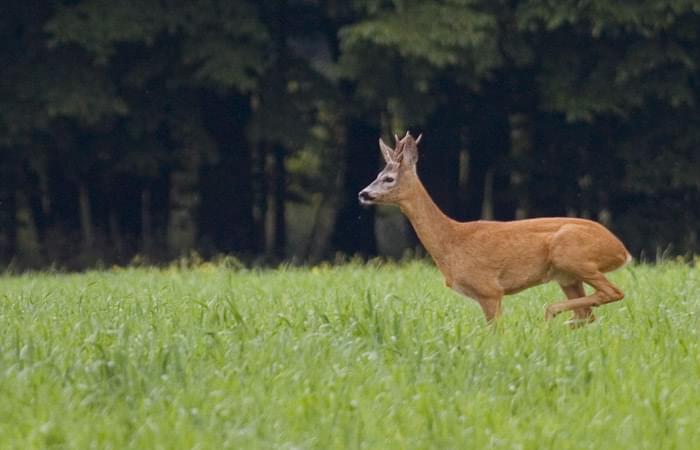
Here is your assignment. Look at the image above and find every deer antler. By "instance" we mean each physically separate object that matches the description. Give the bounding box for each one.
[378,138,394,163]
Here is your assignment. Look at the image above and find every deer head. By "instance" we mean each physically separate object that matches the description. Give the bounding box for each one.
[358,131,422,206]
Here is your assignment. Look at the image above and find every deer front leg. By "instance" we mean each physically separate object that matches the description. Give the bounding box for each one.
[477,295,503,322]
[451,283,503,323]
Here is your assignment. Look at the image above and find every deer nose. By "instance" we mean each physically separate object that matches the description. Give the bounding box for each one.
[358,190,374,203]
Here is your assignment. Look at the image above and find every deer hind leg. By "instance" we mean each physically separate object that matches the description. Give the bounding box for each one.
[546,272,624,321]
[559,281,596,327]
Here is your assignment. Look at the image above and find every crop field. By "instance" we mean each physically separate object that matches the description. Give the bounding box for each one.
[1,261,699,449]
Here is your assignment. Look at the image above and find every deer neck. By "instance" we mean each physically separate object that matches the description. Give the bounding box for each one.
[397,174,457,261]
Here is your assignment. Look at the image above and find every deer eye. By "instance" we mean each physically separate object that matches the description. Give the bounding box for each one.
[383,176,395,183]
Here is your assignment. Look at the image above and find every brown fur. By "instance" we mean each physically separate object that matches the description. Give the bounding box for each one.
[359,133,630,324]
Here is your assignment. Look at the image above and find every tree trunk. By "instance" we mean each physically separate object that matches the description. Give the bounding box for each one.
[508,112,532,219]
[481,168,495,220]
[79,181,94,256]
[464,114,504,221]
[233,136,258,254]
[254,142,269,258]
[462,146,487,221]
[578,173,592,219]
[109,209,124,260]
[264,144,287,260]
[141,188,153,257]
[422,98,463,219]
[0,176,17,265]
[15,189,42,266]
[273,144,286,259]
[167,151,200,257]
[32,160,51,253]
[304,170,344,263]
[331,118,379,257]
[199,92,255,255]
[37,160,51,220]
[464,83,509,220]
[457,148,470,218]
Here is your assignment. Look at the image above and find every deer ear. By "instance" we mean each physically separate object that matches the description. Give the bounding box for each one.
[378,138,394,163]
[401,139,418,165]
[395,132,419,166]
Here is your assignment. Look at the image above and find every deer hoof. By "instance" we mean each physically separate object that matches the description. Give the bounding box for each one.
[566,314,596,329]
[544,306,558,320]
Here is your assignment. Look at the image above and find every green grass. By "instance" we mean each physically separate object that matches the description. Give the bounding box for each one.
[1,261,699,449]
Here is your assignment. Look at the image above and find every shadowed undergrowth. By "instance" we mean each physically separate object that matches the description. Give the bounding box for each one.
[1,261,699,449]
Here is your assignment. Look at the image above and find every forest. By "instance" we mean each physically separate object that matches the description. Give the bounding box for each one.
[1,0,700,269]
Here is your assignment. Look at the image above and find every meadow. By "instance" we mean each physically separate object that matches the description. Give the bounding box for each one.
[1,260,699,449]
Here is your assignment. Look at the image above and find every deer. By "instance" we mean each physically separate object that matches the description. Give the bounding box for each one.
[358,131,632,326]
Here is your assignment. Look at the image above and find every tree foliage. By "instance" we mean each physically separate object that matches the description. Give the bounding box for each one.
[1,0,699,267]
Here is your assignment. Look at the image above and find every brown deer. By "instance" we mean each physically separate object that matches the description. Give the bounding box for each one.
[358,132,631,325]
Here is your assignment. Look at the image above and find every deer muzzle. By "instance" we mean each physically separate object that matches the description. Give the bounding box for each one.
[358,190,375,205]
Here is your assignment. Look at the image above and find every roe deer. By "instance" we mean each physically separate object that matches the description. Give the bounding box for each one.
[358,132,631,325]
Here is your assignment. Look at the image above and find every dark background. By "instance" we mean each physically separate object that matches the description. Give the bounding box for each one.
[1,0,699,269]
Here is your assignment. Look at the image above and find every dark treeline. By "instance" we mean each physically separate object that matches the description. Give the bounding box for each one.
[1,0,700,269]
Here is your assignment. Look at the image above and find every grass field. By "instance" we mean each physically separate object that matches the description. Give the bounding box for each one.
[1,260,699,449]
